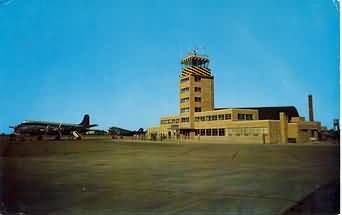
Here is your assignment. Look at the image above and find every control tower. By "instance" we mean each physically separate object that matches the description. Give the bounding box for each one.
[179,49,214,130]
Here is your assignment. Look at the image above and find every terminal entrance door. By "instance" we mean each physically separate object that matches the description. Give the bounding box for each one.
[180,129,195,139]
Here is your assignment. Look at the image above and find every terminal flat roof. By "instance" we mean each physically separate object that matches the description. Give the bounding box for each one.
[215,106,299,121]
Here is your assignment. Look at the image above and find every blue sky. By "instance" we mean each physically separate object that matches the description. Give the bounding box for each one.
[0,0,339,133]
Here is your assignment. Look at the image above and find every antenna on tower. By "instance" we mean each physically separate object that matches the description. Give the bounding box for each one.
[191,46,208,57]
[192,47,199,55]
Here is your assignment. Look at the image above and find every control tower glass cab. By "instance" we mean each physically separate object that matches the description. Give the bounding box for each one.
[179,50,215,130]
[181,50,210,69]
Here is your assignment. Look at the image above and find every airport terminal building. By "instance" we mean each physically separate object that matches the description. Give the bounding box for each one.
[147,51,321,144]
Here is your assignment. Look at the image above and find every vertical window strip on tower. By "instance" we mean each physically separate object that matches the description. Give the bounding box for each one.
[180,97,189,103]
[180,107,190,113]
[194,87,201,92]
[180,87,190,93]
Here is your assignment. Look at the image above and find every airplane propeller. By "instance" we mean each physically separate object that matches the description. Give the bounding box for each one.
[57,123,62,138]
[45,125,49,133]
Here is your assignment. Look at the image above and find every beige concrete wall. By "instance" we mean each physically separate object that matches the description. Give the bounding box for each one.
[192,76,214,112]
[179,121,191,129]
[279,112,288,144]
[156,112,322,144]
[196,135,264,144]
[180,74,214,113]
[194,109,233,117]
[193,118,268,129]
[150,118,323,144]
[288,123,298,139]
[160,115,179,129]
[231,109,259,121]
[179,74,215,128]
[267,121,281,144]
[170,119,272,143]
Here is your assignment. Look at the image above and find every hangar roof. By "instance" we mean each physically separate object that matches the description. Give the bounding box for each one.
[215,106,300,121]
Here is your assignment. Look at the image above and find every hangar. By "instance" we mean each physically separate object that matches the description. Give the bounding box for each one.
[147,50,321,144]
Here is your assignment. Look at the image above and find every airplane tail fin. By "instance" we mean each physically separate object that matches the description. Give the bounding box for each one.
[80,114,90,127]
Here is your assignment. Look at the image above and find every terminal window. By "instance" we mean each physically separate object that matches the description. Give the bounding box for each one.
[195,114,233,121]
[161,119,179,124]
[180,97,189,103]
[180,77,189,83]
[225,114,231,120]
[195,97,201,102]
[196,128,226,136]
[194,76,201,82]
[181,117,189,122]
[180,87,189,93]
[180,107,190,113]
[212,128,218,136]
[238,114,253,120]
[195,107,202,112]
[246,114,253,120]
[194,87,201,92]
[238,114,246,120]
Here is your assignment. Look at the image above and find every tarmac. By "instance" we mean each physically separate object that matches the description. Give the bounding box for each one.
[0,139,339,215]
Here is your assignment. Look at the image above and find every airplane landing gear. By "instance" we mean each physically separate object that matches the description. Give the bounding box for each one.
[72,131,82,140]
[55,134,61,140]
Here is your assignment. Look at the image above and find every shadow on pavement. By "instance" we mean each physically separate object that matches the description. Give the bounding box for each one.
[280,180,340,215]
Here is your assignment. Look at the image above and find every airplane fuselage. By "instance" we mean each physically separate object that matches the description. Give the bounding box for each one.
[14,122,87,136]
[11,114,97,140]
